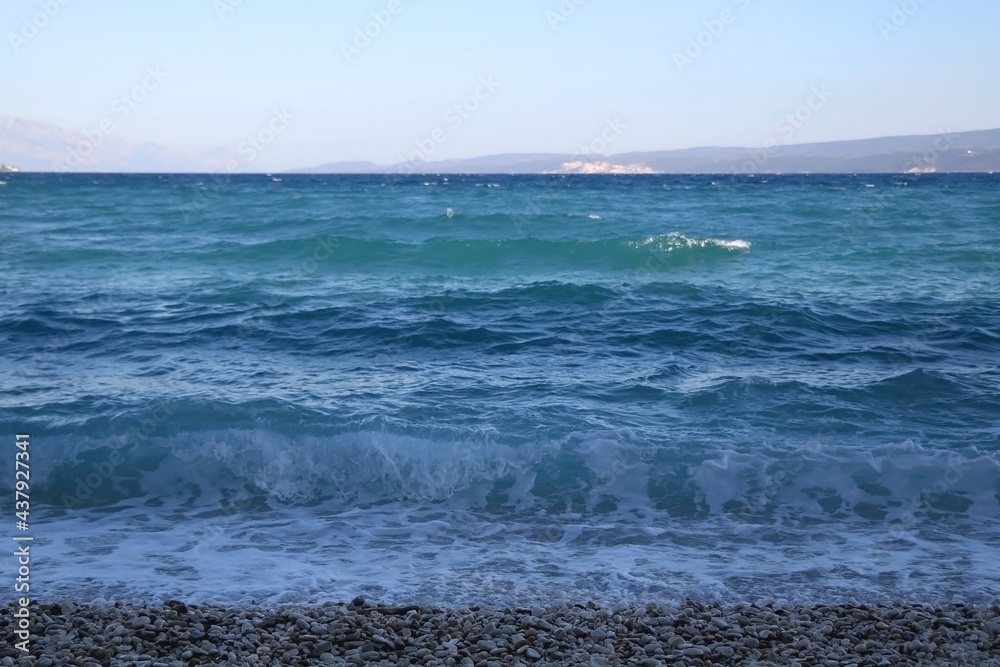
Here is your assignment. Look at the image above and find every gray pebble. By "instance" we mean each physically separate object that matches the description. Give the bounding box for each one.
[3,599,997,667]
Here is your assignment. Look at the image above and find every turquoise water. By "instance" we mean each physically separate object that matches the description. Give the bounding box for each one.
[1,172,999,606]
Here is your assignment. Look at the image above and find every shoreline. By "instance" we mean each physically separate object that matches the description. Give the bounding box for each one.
[2,599,999,666]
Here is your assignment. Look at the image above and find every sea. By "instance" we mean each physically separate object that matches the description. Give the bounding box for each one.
[1,172,999,609]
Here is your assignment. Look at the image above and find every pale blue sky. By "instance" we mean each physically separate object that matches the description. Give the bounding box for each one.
[3,0,999,170]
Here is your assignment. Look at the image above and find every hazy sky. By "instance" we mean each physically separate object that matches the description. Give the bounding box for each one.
[3,0,999,170]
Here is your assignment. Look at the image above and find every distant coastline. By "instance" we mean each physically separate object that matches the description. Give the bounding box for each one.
[2,113,1000,174]
[292,128,1000,175]
[0,163,19,172]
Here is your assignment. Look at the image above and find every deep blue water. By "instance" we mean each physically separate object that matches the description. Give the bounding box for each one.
[1,172,999,606]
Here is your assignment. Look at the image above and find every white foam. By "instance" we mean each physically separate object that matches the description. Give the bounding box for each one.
[706,238,751,250]
[634,233,751,252]
[18,501,1000,608]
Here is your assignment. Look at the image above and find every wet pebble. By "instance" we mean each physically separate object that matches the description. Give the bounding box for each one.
[0,599,997,666]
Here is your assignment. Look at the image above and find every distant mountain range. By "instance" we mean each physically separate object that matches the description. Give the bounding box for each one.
[0,115,220,173]
[3,114,1000,174]
[295,128,1000,174]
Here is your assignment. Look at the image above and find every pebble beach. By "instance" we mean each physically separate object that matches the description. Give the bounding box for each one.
[3,599,999,666]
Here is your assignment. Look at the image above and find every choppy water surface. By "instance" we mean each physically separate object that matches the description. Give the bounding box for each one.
[1,173,998,606]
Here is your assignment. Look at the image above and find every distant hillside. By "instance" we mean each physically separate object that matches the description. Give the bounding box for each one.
[3,114,999,174]
[0,116,214,172]
[294,128,1000,174]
